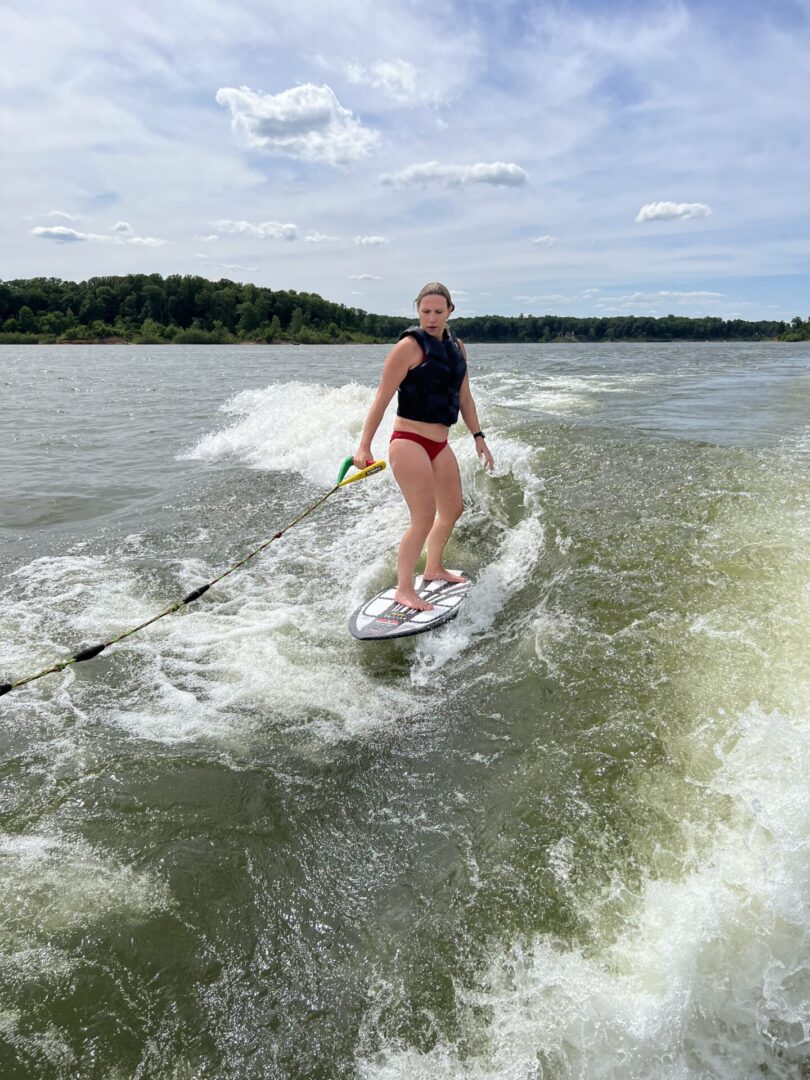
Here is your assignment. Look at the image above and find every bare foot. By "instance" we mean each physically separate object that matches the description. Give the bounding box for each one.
[422,568,467,584]
[394,588,433,611]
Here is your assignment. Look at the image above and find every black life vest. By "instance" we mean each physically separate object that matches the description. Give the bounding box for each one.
[396,326,467,426]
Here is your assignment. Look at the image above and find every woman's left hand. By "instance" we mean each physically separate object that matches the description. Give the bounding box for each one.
[476,439,494,470]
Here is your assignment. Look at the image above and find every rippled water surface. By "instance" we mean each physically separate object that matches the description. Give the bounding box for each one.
[1,342,809,1078]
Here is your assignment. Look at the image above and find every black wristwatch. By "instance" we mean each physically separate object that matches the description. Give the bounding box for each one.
[472,431,485,440]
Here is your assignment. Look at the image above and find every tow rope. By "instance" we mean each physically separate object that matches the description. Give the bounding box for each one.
[0,457,385,698]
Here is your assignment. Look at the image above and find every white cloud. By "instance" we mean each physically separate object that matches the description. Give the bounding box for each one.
[31,226,92,243]
[30,224,168,246]
[196,254,260,273]
[355,235,389,246]
[515,293,579,305]
[531,235,558,246]
[596,290,724,310]
[350,273,382,281]
[668,290,722,300]
[610,290,722,303]
[305,231,340,243]
[195,234,219,243]
[126,235,169,247]
[380,161,529,188]
[215,82,379,166]
[212,219,297,241]
[346,58,432,105]
[111,222,168,246]
[509,288,728,315]
[45,210,78,222]
[635,201,712,223]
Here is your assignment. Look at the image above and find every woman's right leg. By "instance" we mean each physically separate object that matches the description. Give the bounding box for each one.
[388,438,436,610]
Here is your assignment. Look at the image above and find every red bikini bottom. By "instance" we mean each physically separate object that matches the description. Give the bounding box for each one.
[389,430,448,461]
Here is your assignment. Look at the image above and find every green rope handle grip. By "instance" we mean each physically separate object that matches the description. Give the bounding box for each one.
[337,455,379,484]
[336,456,354,484]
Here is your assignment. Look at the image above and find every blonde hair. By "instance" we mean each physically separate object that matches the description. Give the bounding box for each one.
[414,281,453,311]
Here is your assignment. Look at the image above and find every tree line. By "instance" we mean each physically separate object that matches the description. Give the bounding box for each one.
[781,316,810,341]
[451,313,796,342]
[0,274,802,344]
[0,274,400,344]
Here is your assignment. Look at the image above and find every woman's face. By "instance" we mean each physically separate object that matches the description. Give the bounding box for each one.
[418,294,453,337]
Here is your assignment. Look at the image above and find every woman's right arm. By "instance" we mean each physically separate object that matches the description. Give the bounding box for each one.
[353,339,420,466]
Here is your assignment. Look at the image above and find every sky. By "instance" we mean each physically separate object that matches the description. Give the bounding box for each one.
[2,0,809,320]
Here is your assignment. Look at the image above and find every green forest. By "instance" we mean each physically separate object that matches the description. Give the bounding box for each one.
[0,274,807,344]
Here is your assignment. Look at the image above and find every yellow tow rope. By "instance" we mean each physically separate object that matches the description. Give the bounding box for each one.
[0,459,386,698]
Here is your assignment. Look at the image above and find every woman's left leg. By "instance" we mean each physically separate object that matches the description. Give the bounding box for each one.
[424,446,466,582]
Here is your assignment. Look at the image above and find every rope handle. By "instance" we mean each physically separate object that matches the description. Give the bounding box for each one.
[337,457,385,486]
[0,458,387,698]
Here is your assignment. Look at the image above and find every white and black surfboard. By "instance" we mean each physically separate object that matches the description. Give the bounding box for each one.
[349,573,470,640]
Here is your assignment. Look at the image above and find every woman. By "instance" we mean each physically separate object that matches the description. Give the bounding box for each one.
[353,282,494,611]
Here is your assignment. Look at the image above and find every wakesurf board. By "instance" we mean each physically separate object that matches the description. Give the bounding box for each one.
[349,573,470,640]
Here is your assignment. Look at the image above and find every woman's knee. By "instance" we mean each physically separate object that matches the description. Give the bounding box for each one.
[410,504,436,533]
[436,497,463,525]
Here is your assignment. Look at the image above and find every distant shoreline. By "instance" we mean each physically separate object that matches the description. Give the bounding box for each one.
[2,273,807,343]
[1,336,794,346]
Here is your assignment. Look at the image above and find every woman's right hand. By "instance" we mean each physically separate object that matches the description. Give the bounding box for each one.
[353,447,373,469]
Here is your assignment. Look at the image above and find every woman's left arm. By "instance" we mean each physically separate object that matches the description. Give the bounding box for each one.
[457,340,494,470]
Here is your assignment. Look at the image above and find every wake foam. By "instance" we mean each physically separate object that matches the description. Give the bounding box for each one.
[185,380,379,488]
[359,703,810,1079]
